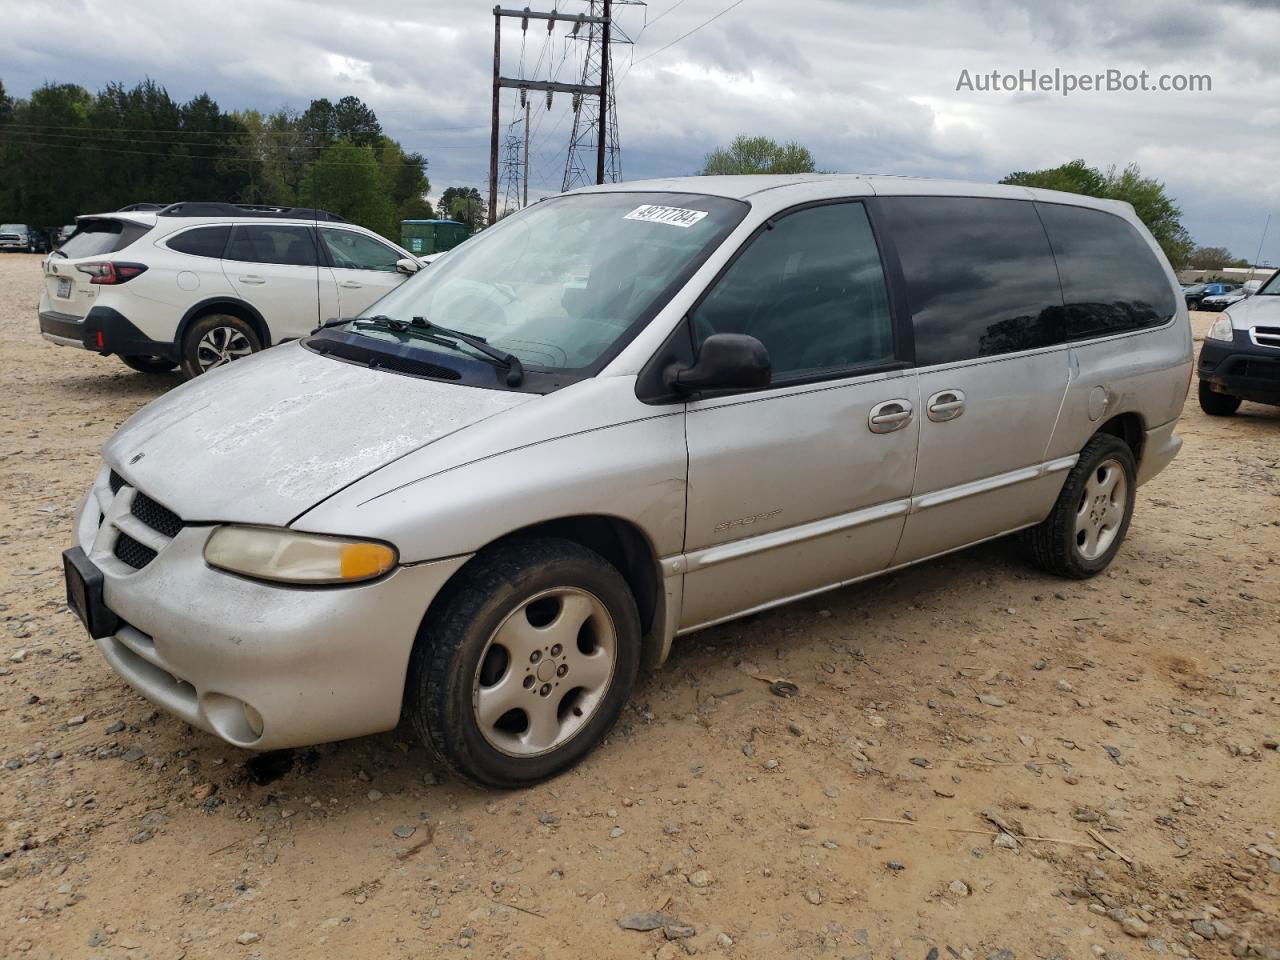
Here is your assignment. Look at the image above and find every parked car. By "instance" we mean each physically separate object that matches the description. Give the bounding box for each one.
[56,224,78,245]
[63,176,1191,787]
[38,202,426,378]
[1185,282,1237,310]
[1197,270,1280,414]
[1200,277,1264,312]
[0,223,39,252]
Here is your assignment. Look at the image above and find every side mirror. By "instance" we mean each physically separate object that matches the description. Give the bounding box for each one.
[667,333,771,394]
[395,257,421,276]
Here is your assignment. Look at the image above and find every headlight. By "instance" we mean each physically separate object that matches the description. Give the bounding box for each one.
[1206,313,1234,342]
[204,526,397,585]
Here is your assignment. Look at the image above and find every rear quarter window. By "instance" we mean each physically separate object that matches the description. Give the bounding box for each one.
[1035,202,1176,340]
[59,219,151,258]
[876,196,1064,365]
[166,225,230,259]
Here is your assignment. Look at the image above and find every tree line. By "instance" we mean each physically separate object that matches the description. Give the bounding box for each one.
[0,78,454,241]
[702,136,1247,271]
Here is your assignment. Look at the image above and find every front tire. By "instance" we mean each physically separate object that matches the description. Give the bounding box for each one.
[1198,380,1241,417]
[405,537,641,788]
[1024,434,1137,579]
[120,355,178,374]
[179,313,261,378]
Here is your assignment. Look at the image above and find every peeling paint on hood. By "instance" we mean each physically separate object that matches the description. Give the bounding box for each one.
[102,343,533,525]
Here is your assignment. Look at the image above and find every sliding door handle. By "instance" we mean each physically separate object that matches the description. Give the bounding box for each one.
[926,389,966,422]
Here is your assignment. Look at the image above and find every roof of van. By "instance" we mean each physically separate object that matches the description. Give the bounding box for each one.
[569,173,1133,214]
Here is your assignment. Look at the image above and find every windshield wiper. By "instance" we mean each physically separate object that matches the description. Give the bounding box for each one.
[410,315,525,386]
[322,314,525,386]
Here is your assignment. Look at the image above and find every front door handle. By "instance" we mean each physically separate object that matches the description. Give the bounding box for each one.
[868,399,914,434]
[926,389,966,422]
[338,280,363,289]
[238,275,266,285]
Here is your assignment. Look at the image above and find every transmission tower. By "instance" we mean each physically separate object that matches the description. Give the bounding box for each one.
[498,99,529,218]
[562,0,619,191]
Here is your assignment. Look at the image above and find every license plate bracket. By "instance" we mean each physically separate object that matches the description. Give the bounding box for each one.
[63,547,119,640]
[56,277,72,298]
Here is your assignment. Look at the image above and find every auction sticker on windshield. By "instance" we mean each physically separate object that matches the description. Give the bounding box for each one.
[624,204,709,228]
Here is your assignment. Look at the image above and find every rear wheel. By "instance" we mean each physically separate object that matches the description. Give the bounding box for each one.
[179,314,261,378]
[1024,434,1136,579]
[405,537,641,788]
[1198,380,1241,417]
[119,355,177,374]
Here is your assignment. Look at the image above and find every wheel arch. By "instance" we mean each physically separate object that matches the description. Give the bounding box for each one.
[414,514,667,675]
[1094,411,1145,466]
[176,297,272,349]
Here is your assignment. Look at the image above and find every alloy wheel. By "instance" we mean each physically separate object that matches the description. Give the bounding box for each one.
[472,587,617,758]
[195,325,254,371]
[1074,457,1127,560]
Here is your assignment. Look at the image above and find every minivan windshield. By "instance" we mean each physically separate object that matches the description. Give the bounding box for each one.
[349,192,747,372]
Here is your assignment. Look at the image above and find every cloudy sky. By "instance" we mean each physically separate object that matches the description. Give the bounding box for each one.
[4,0,1278,262]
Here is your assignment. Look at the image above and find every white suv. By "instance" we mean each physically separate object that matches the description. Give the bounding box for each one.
[38,203,425,377]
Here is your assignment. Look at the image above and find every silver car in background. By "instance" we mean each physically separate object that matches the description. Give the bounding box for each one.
[64,175,1192,787]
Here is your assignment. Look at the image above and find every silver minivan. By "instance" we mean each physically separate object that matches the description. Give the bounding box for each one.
[64,175,1192,787]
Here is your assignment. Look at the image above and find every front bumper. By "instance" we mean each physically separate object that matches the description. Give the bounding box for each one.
[1198,331,1280,406]
[74,475,471,750]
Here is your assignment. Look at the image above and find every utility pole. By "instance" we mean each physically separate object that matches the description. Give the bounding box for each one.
[522,99,530,209]
[596,0,610,185]
[488,5,608,225]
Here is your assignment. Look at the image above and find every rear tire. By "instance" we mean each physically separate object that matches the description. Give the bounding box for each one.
[405,537,641,788]
[1024,434,1136,580]
[120,355,177,374]
[179,314,261,379]
[1198,380,1241,417]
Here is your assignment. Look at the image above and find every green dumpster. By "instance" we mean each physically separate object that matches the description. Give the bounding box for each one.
[400,219,470,255]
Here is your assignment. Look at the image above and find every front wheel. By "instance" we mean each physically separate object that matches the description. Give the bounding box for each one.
[1198,380,1241,417]
[405,537,641,788]
[180,313,262,378]
[1024,434,1136,579]
[120,355,178,374]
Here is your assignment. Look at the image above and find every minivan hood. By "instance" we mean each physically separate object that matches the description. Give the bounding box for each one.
[103,343,532,525]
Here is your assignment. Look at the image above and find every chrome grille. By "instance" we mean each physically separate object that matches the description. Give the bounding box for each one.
[1251,326,1280,349]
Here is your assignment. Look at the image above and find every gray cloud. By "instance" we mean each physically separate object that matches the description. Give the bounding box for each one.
[2,0,1277,261]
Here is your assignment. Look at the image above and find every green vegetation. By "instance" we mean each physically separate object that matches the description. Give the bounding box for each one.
[1000,159,1193,267]
[0,79,430,240]
[700,135,817,176]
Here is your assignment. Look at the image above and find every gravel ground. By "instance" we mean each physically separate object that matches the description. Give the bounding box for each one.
[1,251,1278,960]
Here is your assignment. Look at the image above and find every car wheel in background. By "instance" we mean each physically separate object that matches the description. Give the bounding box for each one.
[405,537,641,788]
[179,314,261,378]
[119,355,178,374]
[1023,433,1137,580]
[1198,380,1241,417]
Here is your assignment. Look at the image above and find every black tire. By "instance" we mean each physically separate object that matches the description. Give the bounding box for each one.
[1024,434,1137,580]
[119,355,178,374]
[1198,380,1241,417]
[405,537,641,788]
[179,313,262,379]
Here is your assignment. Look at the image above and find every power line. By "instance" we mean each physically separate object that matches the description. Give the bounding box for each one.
[645,0,691,28]
[630,0,748,66]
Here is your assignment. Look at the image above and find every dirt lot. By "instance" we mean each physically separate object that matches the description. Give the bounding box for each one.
[1,251,1277,960]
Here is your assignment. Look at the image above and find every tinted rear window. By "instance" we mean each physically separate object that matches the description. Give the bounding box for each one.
[877,196,1064,365]
[60,219,150,258]
[225,224,318,267]
[167,225,230,259]
[1035,202,1176,339]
